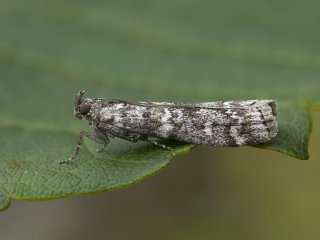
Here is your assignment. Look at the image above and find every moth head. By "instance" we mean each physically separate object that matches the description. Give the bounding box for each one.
[74,90,91,119]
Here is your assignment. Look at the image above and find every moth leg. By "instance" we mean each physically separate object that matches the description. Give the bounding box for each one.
[102,124,175,154]
[109,132,141,143]
[140,137,175,156]
[97,123,175,154]
[94,128,110,153]
[97,123,141,143]
[59,131,108,164]
[148,140,174,151]
[108,132,175,155]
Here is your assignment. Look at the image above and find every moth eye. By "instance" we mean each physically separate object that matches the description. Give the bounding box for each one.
[79,103,91,115]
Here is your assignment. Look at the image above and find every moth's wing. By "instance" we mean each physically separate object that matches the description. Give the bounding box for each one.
[100,100,278,146]
[108,99,277,113]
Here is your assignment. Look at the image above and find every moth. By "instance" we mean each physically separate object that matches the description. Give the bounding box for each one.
[59,90,278,163]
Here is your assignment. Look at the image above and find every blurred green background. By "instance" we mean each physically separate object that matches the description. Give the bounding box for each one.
[1,0,320,239]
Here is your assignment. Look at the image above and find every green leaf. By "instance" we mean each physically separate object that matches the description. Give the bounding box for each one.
[0,126,194,210]
[0,0,319,210]
[256,104,311,160]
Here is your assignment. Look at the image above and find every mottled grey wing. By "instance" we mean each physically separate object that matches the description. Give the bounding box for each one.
[100,100,278,146]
